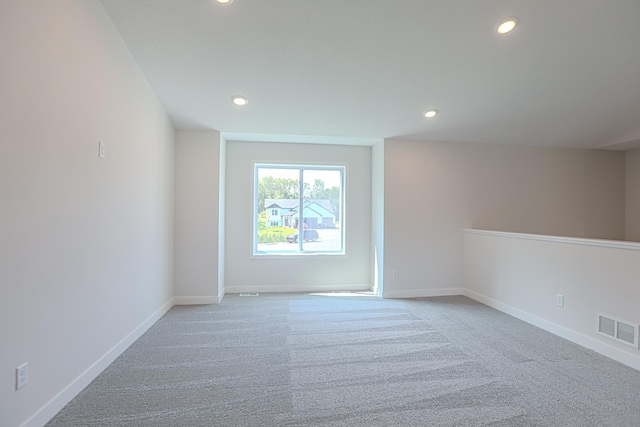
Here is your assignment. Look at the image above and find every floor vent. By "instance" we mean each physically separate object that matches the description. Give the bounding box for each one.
[239,293,259,297]
[597,313,639,349]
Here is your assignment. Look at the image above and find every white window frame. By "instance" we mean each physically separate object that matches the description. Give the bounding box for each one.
[253,163,346,256]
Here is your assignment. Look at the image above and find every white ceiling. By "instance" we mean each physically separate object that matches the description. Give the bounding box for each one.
[100,0,640,149]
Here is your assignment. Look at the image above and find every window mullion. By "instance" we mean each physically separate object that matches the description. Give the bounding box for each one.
[298,168,304,251]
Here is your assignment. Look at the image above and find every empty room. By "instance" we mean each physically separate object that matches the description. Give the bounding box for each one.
[2,1,640,426]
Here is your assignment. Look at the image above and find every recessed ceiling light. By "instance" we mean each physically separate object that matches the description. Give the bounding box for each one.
[496,18,517,34]
[231,96,248,106]
[424,110,438,118]
[216,0,233,4]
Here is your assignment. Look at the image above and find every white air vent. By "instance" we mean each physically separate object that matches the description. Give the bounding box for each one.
[597,313,639,349]
[239,293,259,297]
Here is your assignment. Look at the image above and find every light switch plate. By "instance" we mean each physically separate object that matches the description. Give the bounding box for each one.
[98,141,105,159]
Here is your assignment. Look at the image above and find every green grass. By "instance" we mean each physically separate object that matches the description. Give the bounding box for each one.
[258,226,295,243]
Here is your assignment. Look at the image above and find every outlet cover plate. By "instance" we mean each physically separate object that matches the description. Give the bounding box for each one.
[16,363,28,390]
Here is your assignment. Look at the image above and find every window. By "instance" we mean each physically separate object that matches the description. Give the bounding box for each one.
[254,164,345,255]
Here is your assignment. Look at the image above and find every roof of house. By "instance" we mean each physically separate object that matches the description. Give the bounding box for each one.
[265,199,334,214]
[287,204,335,219]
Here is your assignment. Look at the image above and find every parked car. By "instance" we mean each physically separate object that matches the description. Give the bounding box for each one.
[287,229,319,243]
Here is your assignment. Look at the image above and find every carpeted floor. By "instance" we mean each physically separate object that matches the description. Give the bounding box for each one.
[47,294,640,426]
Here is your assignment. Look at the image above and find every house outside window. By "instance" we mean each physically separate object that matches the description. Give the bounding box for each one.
[254,164,345,255]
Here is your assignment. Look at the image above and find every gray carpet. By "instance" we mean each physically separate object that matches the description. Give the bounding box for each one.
[47,294,640,426]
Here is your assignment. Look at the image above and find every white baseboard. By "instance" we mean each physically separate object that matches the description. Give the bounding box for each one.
[225,283,372,294]
[22,299,175,427]
[382,287,463,299]
[173,295,222,305]
[463,289,640,372]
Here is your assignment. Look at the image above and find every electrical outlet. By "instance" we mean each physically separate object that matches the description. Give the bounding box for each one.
[16,363,28,390]
[556,294,564,307]
[392,270,398,279]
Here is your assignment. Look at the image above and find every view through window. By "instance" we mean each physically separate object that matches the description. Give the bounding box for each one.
[254,164,345,255]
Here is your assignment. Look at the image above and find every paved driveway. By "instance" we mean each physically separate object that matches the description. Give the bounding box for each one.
[257,229,342,253]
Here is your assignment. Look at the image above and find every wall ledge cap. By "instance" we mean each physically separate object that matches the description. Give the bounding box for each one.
[463,229,640,251]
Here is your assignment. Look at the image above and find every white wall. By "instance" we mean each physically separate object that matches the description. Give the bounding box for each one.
[225,141,372,292]
[174,130,223,304]
[383,139,625,298]
[626,149,640,242]
[463,230,640,371]
[0,2,175,426]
